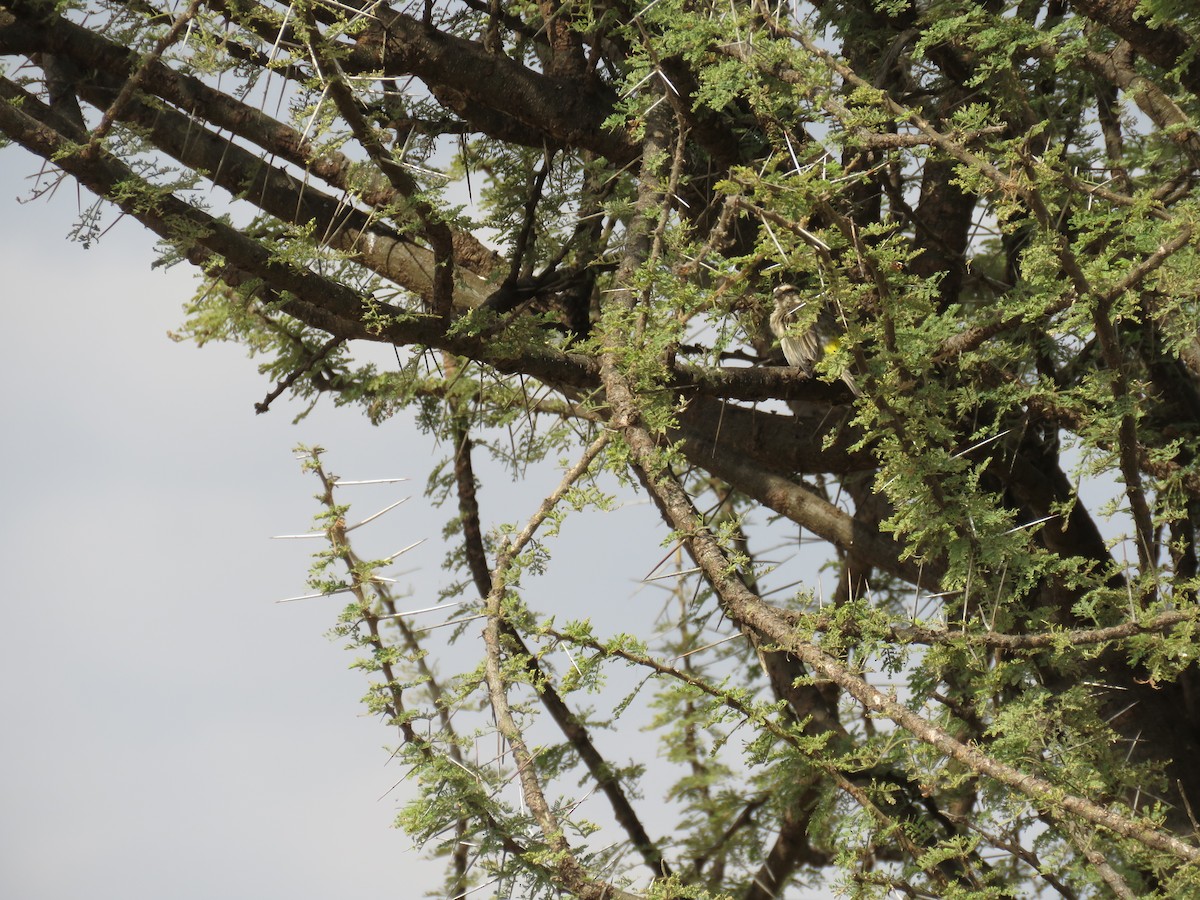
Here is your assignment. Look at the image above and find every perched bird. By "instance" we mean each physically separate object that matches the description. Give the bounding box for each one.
[770,284,861,396]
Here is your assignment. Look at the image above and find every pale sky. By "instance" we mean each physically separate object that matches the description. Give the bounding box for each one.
[0,141,844,899]
[0,150,470,898]
[0,138,699,898]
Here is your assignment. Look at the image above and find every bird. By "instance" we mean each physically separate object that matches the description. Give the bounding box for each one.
[770,284,861,396]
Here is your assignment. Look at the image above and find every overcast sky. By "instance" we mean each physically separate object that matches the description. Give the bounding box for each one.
[0,137,713,899]
[0,127,863,897]
[0,147,493,898]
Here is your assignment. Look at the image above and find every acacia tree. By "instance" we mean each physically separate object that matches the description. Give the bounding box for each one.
[4,0,1200,895]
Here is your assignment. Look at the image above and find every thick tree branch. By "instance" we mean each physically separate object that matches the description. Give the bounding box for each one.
[1070,0,1200,95]
[350,7,635,163]
[0,3,503,286]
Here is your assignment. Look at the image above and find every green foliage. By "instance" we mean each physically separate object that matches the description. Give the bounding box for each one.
[8,0,1200,895]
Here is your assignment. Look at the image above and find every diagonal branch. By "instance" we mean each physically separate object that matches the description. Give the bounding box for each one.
[349,6,635,163]
[303,9,456,316]
[479,433,629,899]
[1070,0,1200,95]
[81,0,203,154]
[0,3,503,288]
[450,414,672,880]
[622,393,1200,865]
[588,97,1200,857]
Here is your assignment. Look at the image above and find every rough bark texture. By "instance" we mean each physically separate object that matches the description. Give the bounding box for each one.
[4,0,1200,895]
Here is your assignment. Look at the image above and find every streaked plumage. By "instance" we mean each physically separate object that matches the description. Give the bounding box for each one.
[770,284,861,396]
